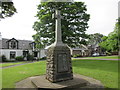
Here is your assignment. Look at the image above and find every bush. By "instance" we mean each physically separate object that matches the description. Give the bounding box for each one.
[27,54,34,61]
[15,56,24,61]
[1,55,7,62]
[0,56,1,62]
[38,57,47,60]
[73,54,82,58]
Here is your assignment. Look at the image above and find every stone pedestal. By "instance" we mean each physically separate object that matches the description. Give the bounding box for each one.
[46,43,73,82]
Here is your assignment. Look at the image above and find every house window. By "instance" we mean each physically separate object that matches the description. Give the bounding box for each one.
[10,51,16,59]
[11,41,16,49]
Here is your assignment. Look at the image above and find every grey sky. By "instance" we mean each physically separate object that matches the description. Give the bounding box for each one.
[81,0,119,35]
[0,0,119,40]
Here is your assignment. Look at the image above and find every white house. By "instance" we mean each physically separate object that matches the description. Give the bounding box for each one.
[71,44,89,57]
[0,33,46,61]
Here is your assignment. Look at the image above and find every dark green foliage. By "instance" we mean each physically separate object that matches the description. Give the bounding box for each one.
[33,2,90,48]
[87,33,104,45]
[1,55,7,62]
[27,54,34,61]
[39,56,47,60]
[73,54,82,58]
[15,56,24,61]
[0,56,1,62]
[0,1,17,19]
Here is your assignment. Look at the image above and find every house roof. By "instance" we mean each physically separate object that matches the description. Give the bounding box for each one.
[72,44,88,50]
[6,38,18,42]
[44,44,88,51]
[0,38,33,50]
[1,38,8,49]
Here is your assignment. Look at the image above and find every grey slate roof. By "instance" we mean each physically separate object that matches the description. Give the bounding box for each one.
[1,38,8,49]
[18,39,32,50]
[0,38,33,50]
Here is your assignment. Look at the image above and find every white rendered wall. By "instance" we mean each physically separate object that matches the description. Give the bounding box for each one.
[29,50,32,55]
[38,49,46,58]
[0,49,46,60]
[1,49,23,60]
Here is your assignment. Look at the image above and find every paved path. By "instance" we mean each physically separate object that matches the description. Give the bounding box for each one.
[0,61,37,69]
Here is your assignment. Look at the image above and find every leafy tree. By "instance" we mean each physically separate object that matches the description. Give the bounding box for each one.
[87,33,104,45]
[33,1,90,48]
[99,18,119,52]
[0,0,17,19]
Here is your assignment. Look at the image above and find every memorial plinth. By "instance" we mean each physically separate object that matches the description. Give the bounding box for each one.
[46,43,73,82]
[46,9,73,82]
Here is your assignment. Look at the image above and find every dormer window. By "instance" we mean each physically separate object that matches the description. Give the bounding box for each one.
[7,38,18,49]
[11,41,16,48]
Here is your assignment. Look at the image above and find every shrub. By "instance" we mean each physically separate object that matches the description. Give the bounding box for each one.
[0,57,1,62]
[73,54,82,58]
[27,54,34,61]
[15,56,24,61]
[40,57,47,60]
[1,55,7,62]
[37,57,47,60]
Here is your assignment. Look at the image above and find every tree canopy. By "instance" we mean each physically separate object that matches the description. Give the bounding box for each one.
[0,0,17,19]
[32,1,90,48]
[99,18,119,52]
[87,33,104,45]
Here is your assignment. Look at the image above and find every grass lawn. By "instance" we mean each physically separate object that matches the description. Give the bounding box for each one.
[2,59,118,89]
[72,59,118,89]
[80,55,118,59]
[2,61,46,88]
[0,61,32,67]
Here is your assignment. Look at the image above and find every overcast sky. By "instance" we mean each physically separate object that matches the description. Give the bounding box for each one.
[0,0,119,40]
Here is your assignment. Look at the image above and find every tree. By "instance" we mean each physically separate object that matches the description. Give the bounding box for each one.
[99,19,119,53]
[87,33,104,45]
[0,0,17,19]
[32,1,90,48]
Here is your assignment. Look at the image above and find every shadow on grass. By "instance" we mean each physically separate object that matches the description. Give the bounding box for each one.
[72,60,118,73]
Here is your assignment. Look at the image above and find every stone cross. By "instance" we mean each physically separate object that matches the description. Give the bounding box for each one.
[52,9,63,44]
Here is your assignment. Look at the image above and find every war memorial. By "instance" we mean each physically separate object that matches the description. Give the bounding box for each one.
[16,3,104,89]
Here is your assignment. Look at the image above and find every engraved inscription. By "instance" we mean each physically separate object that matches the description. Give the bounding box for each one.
[57,53,69,73]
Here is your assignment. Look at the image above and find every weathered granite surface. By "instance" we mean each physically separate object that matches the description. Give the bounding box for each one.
[46,44,73,82]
